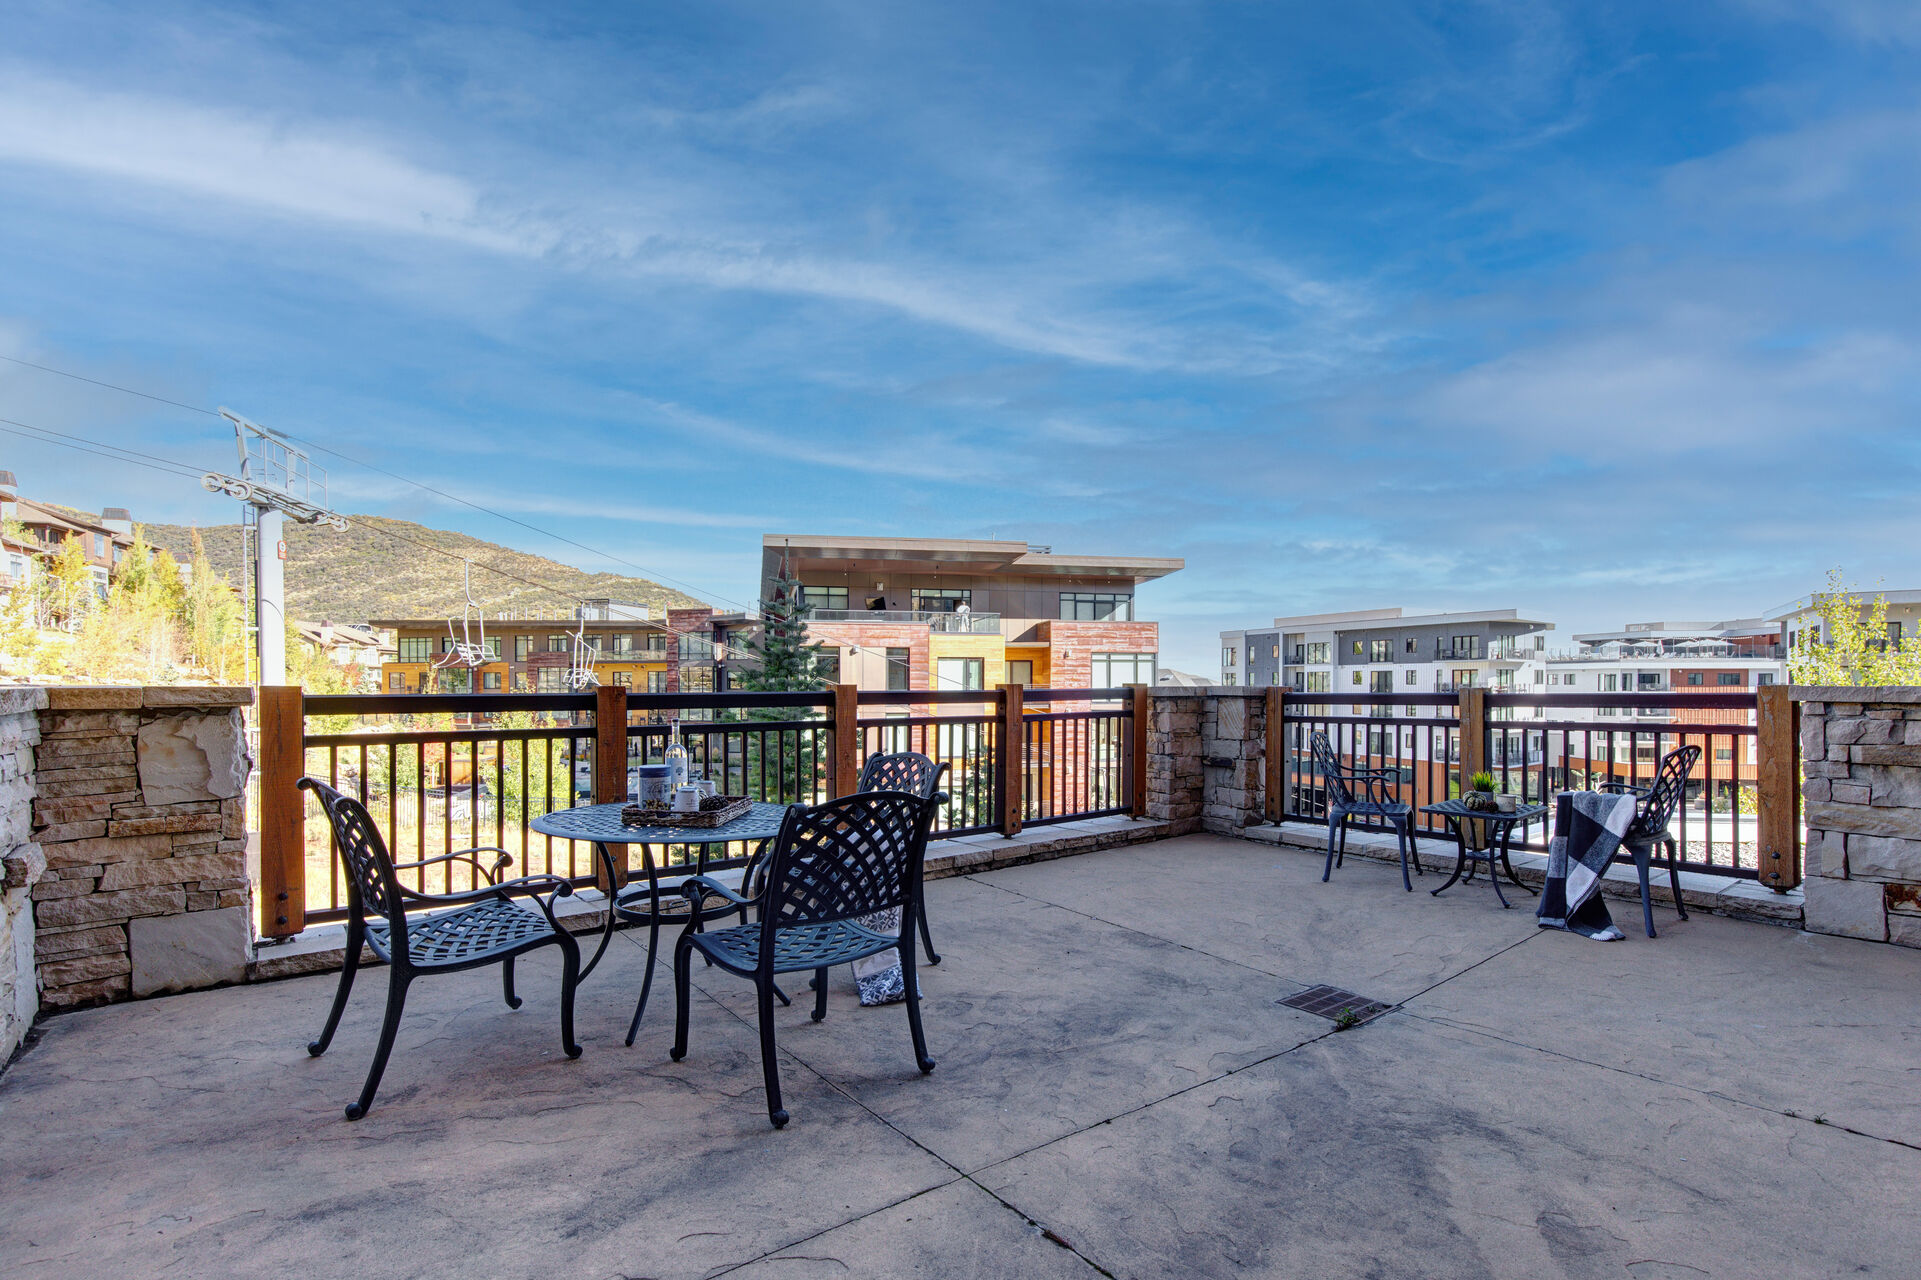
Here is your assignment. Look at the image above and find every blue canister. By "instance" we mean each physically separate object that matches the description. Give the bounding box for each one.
[633,763,673,809]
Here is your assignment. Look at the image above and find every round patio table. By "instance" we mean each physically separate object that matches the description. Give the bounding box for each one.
[530,801,789,1041]
[1419,799,1548,909]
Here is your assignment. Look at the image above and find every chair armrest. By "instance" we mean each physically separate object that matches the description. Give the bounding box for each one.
[396,874,574,909]
[1598,782,1649,797]
[392,845,514,884]
[676,874,757,936]
[932,790,950,806]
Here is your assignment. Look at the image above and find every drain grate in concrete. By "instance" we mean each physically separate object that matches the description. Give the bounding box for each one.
[1278,984,1396,1026]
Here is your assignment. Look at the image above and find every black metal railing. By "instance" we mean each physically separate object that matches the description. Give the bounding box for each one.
[275,684,1141,931]
[1274,690,1763,878]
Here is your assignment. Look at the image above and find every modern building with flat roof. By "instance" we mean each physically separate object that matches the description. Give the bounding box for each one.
[1222,606,1553,698]
[763,535,1183,693]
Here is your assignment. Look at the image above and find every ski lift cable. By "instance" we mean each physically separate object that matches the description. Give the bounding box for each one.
[1,359,913,674]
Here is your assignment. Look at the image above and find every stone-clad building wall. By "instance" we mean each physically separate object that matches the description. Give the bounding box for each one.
[1797,688,1921,946]
[30,687,253,1009]
[0,687,50,1062]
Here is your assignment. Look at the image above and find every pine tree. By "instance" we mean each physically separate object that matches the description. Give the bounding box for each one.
[734,559,829,701]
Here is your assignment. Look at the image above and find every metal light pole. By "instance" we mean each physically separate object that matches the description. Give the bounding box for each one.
[200,409,349,687]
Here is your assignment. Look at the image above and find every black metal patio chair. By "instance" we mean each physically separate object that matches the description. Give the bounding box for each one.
[669,790,941,1128]
[856,752,950,965]
[1599,744,1700,938]
[1310,730,1421,891]
[299,777,583,1120]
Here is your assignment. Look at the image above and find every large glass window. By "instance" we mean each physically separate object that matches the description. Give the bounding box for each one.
[1369,670,1393,693]
[680,664,714,693]
[935,657,983,690]
[914,589,972,613]
[513,635,533,661]
[1007,660,1033,687]
[387,671,403,691]
[646,671,667,693]
[482,671,502,690]
[886,647,911,691]
[1060,592,1133,621]
[610,633,633,654]
[801,585,848,612]
[815,650,842,682]
[1304,672,1331,693]
[535,668,567,692]
[547,633,570,653]
[1369,638,1392,663]
[1090,653,1154,687]
[679,632,715,660]
[398,636,433,662]
[1304,642,1330,664]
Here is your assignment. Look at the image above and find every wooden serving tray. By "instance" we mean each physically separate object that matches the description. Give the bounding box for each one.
[620,795,755,829]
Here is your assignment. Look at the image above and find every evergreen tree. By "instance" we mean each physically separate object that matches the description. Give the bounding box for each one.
[734,559,829,700]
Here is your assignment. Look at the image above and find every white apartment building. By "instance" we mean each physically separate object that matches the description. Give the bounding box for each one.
[1222,607,1553,703]
[1765,588,1921,657]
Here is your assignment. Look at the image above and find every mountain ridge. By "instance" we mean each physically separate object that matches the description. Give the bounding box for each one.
[142,514,711,623]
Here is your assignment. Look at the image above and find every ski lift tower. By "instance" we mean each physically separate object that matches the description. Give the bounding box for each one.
[200,410,349,685]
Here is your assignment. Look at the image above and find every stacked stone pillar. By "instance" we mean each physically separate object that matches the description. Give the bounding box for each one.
[1798,688,1921,946]
[30,688,253,1008]
[0,688,50,1061]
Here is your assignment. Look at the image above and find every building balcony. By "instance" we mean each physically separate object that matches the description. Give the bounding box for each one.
[811,608,1002,634]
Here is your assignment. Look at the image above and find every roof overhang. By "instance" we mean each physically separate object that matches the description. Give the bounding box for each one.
[763,536,1182,584]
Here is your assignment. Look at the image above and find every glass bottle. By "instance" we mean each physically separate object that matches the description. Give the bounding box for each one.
[664,718,689,790]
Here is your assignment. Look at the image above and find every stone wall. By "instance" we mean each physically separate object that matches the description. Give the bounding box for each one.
[1200,688,1267,833]
[1144,690,1203,831]
[1143,688,1270,835]
[0,688,50,1062]
[31,687,253,1009]
[1797,688,1921,946]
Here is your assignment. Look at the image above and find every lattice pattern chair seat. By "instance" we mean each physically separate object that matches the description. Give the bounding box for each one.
[366,898,555,968]
[691,917,900,975]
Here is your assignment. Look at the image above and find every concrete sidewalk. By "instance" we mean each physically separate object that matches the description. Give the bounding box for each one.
[4,834,1919,1278]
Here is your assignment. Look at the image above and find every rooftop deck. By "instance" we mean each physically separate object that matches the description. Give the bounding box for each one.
[5,833,1920,1278]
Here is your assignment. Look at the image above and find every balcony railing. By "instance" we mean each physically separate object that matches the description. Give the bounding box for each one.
[1549,643,1785,662]
[809,609,1002,634]
[1273,689,1765,879]
[257,684,1144,937]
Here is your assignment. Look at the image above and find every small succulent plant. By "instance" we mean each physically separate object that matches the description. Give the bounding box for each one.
[1469,771,1496,793]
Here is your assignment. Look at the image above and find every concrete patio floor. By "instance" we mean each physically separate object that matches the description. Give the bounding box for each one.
[5,832,1921,1279]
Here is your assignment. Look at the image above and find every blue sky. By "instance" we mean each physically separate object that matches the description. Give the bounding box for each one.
[1,1,1917,673]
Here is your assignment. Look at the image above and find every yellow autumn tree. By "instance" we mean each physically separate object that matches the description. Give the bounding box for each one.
[1786,569,1921,687]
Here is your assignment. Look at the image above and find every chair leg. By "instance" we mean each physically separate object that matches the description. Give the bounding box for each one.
[308,923,361,1057]
[669,936,694,1062]
[901,940,935,1075]
[554,932,583,1059]
[345,970,409,1121]
[1408,826,1422,875]
[624,917,663,1048]
[1323,816,1339,882]
[1337,820,1348,868]
[1667,839,1688,921]
[812,967,830,1022]
[917,884,941,966]
[757,976,788,1128]
[1636,852,1657,939]
[502,956,521,1010]
[1396,821,1412,892]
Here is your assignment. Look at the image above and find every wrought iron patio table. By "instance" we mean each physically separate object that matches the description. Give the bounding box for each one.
[529,801,789,1039]
[1419,800,1549,909]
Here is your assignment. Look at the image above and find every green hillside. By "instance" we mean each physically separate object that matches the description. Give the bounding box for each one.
[142,514,710,622]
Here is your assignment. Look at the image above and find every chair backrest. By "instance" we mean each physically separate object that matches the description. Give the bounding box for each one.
[1636,745,1701,837]
[300,776,408,940]
[757,791,938,951]
[1309,732,1356,808]
[857,751,949,800]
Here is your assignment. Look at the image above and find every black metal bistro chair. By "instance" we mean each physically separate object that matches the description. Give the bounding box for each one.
[856,752,950,965]
[669,790,941,1128]
[1310,730,1422,891]
[299,777,583,1120]
[1599,744,1700,938]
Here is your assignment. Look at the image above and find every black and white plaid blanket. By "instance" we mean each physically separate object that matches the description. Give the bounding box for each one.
[1536,791,1639,941]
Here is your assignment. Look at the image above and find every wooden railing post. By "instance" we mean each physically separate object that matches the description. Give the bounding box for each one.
[831,683,860,798]
[1457,687,1486,798]
[594,684,629,894]
[1756,684,1802,893]
[999,683,1024,837]
[1127,684,1149,818]
[1265,687,1286,823]
[257,684,306,939]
